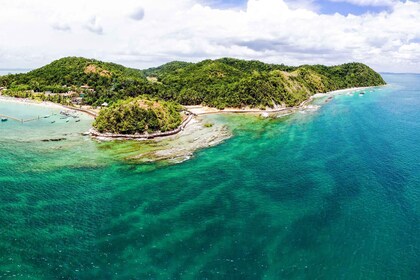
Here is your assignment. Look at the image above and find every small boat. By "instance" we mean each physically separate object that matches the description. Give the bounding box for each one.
[75,119,81,122]
[359,92,365,96]
[66,119,70,123]
[44,115,50,118]
[51,121,56,124]
[1,118,8,122]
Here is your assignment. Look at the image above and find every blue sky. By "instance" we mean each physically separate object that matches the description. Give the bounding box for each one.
[202,0,396,15]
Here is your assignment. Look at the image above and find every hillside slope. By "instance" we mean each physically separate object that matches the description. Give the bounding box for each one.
[0,57,151,105]
[93,96,182,134]
[145,58,385,108]
[0,57,386,109]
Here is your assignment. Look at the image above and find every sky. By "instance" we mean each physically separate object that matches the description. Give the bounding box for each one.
[0,0,419,73]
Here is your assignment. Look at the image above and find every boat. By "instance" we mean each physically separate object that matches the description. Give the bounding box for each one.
[66,119,70,123]
[359,92,365,96]
[1,118,8,122]
[44,115,50,118]
[51,121,55,124]
[75,119,81,122]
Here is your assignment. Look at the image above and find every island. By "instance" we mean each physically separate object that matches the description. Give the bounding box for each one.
[0,57,386,136]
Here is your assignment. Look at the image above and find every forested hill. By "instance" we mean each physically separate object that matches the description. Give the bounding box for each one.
[0,57,150,103]
[145,58,385,108]
[0,57,386,109]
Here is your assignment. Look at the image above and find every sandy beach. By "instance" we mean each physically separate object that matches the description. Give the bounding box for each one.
[0,95,96,118]
[1,85,374,137]
[311,86,377,98]
[0,95,67,110]
[186,86,379,116]
[0,85,383,163]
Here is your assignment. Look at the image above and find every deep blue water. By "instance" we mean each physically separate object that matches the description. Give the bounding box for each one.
[0,73,419,279]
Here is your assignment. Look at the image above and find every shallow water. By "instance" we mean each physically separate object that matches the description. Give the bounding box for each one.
[0,74,419,279]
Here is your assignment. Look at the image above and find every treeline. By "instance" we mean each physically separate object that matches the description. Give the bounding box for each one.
[140,59,385,108]
[2,90,72,105]
[0,57,386,109]
[0,57,148,105]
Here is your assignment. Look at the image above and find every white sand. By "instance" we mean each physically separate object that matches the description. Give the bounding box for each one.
[0,95,66,110]
[0,95,96,118]
[312,86,374,98]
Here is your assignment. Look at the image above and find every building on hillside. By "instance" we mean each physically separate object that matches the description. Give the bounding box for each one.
[81,85,95,92]
[72,97,84,105]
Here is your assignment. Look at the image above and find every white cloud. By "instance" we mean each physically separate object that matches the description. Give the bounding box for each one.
[130,7,145,21]
[0,0,419,73]
[83,16,103,35]
[284,0,320,12]
[51,21,71,32]
[329,0,399,6]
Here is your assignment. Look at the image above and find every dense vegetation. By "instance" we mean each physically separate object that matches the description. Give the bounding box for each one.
[93,96,182,134]
[0,90,72,105]
[0,57,150,105]
[145,58,385,108]
[0,57,385,110]
[0,56,385,134]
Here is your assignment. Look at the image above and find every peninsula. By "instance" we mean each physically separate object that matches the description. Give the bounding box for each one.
[0,57,386,135]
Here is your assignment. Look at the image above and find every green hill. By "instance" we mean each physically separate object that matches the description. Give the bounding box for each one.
[93,96,182,135]
[0,57,152,105]
[143,61,193,78]
[0,57,385,109]
[145,58,385,108]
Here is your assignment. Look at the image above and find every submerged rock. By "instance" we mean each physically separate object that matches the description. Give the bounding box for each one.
[98,116,232,164]
[41,138,66,142]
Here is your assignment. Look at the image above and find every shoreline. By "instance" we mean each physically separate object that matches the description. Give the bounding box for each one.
[0,95,97,118]
[0,95,67,110]
[89,85,381,141]
[90,114,194,140]
[2,85,381,141]
[186,86,378,116]
[311,86,375,98]
[0,85,383,163]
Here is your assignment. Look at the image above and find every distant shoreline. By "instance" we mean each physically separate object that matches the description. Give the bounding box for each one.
[1,85,380,141]
[186,86,378,116]
[0,95,97,118]
[311,86,374,98]
[0,95,66,110]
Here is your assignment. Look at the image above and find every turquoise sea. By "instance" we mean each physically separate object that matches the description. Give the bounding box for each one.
[0,73,419,279]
